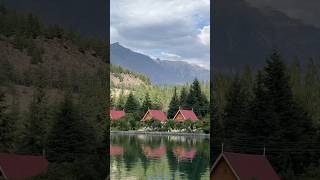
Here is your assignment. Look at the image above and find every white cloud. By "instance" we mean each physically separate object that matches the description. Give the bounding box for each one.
[161,52,181,59]
[198,25,210,46]
[111,0,210,69]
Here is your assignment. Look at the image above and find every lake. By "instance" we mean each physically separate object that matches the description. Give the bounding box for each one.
[110,134,210,180]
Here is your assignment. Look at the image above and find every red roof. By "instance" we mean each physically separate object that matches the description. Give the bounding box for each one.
[143,110,167,122]
[141,145,166,159]
[110,110,125,120]
[213,152,280,180]
[0,153,48,179]
[175,109,198,121]
[110,144,124,156]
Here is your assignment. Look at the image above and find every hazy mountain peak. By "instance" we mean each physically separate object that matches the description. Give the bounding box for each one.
[110,43,209,84]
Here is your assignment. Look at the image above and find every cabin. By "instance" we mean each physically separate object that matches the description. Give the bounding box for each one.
[211,152,280,180]
[173,109,198,122]
[0,153,48,180]
[141,109,167,122]
[110,110,125,120]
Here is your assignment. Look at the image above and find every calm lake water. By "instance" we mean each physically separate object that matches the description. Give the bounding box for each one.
[110,134,210,180]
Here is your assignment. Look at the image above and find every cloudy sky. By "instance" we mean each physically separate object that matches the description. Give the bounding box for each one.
[110,0,210,69]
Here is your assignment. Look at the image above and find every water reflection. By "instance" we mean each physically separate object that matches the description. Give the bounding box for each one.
[110,134,209,180]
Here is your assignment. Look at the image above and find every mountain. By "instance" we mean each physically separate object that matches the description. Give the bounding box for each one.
[213,0,320,71]
[110,43,209,84]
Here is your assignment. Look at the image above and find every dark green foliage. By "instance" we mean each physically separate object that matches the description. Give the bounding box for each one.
[167,87,180,119]
[19,66,49,155]
[141,93,153,115]
[0,90,15,152]
[261,52,314,175]
[184,79,209,118]
[179,87,188,107]
[46,93,97,163]
[124,92,140,113]
[0,5,107,63]
[213,51,318,178]
[116,89,126,110]
[222,75,251,143]
[0,58,16,85]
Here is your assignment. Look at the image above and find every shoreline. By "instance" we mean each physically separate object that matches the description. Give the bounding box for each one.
[110,131,210,137]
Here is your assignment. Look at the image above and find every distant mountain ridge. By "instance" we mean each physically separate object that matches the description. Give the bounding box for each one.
[110,43,209,84]
[213,0,320,71]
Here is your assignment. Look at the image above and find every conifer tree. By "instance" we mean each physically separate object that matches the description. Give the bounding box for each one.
[19,67,49,154]
[250,71,277,145]
[167,87,180,119]
[222,75,251,150]
[124,92,140,113]
[47,92,97,163]
[141,92,152,114]
[261,51,314,174]
[0,90,15,152]
[184,79,209,117]
[117,89,126,110]
[179,87,188,107]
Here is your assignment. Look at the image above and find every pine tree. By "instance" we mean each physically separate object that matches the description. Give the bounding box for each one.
[0,90,15,152]
[179,87,188,107]
[250,71,277,145]
[124,92,140,113]
[19,67,49,154]
[141,92,152,114]
[262,51,315,174]
[184,79,209,118]
[167,87,180,119]
[47,92,98,163]
[222,75,251,151]
[117,89,126,110]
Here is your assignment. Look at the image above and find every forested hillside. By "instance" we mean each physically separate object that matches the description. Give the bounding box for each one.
[211,51,320,179]
[110,64,210,112]
[0,5,108,179]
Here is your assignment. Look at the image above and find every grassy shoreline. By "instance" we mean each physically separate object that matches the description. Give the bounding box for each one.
[110,130,210,137]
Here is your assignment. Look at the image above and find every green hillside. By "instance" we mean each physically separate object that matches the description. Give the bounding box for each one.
[110,64,210,111]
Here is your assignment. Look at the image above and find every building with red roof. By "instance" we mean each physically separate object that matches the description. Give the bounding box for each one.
[173,109,198,122]
[0,153,48,180]
[211,152,280,180]
[110,110,125,120]
[141,109,167,122]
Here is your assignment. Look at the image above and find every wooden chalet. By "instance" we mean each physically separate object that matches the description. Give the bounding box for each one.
[211,152,280,180]
[0,153,48,180]
[173,109,198,122]
[141,109,167,122]
[110,110,125,120]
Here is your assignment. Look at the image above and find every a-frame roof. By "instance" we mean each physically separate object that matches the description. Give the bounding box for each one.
[173,109,198,121]
[211,152,280,180]
[142,109,167,122]
[0,153,48,179]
